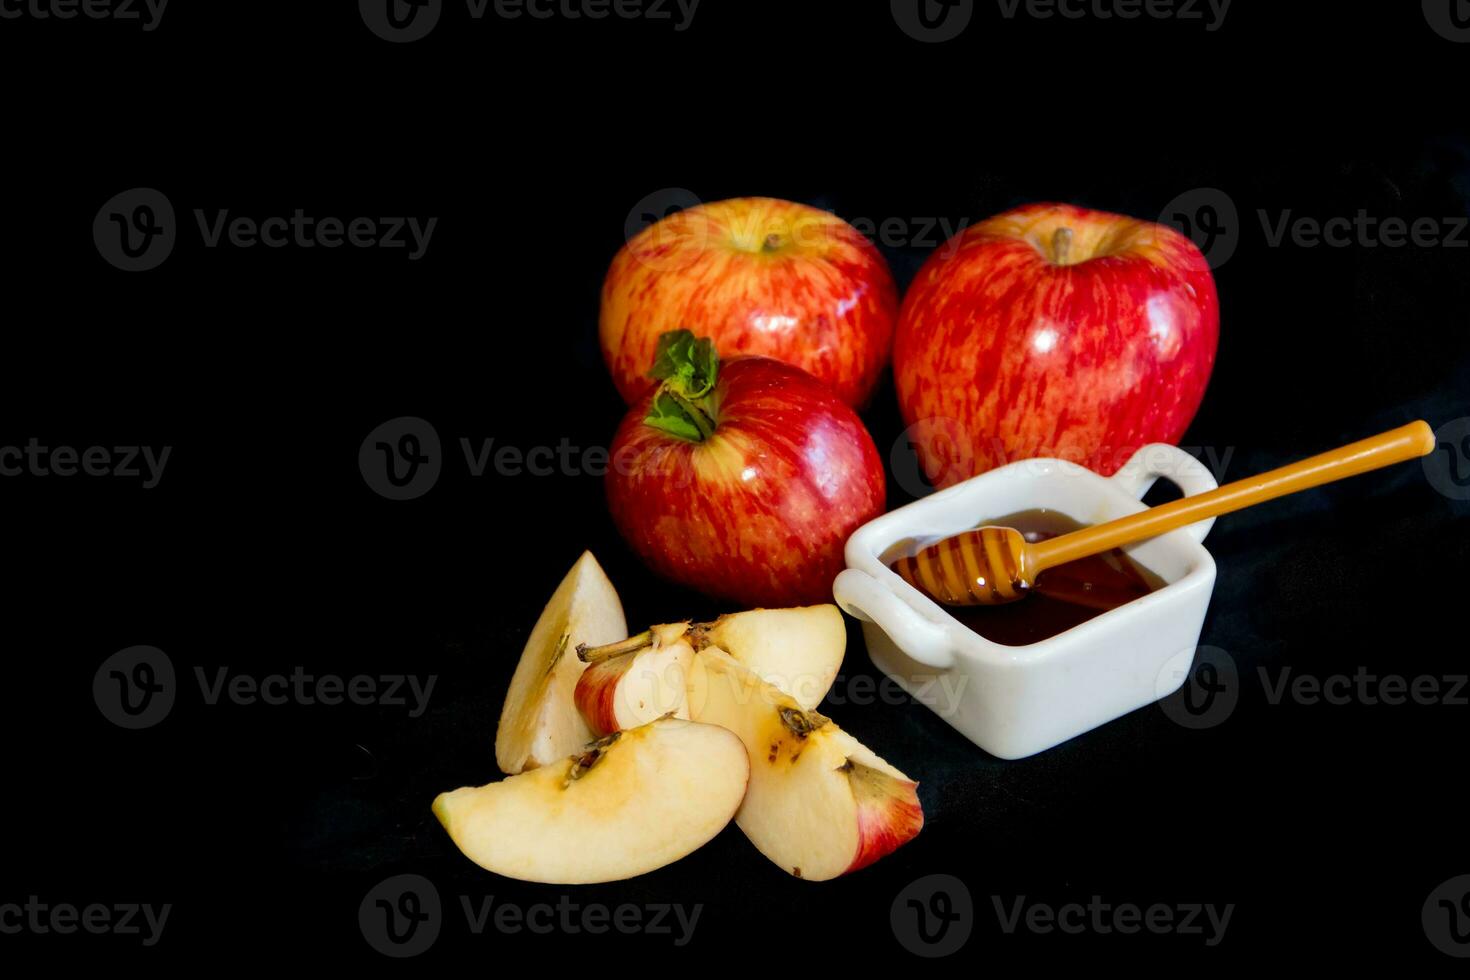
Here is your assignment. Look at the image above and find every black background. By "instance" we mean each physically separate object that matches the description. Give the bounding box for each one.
[2,0,1468,967]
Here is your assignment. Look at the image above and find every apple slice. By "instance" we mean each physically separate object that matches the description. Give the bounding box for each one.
[686,648,923,880]
[434,717,749,884]
[574,622,694,735]
[691,605,845,710]
[495,551,627,774]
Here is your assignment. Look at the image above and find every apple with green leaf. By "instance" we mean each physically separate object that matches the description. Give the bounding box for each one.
[607,331,886,607]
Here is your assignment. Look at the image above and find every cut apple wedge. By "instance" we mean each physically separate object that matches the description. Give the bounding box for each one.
[573,605,847,735]
[495,551,627,774]
[434,717,749,884]
[690,605,845,710]
[686,648,923,880]
[574,622,693,735]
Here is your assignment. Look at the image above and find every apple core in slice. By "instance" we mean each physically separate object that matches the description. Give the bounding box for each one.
[686,648,923,880]
[574,622,694,735]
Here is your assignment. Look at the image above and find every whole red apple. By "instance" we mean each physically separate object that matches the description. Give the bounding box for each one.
[601,197,898,408]
[894,202,1219,486]
[607,330,886,607]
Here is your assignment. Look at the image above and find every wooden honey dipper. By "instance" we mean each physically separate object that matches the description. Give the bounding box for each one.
[893,421,1437,607]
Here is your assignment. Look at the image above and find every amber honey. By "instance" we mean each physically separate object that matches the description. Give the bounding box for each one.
[889,509,1167,646]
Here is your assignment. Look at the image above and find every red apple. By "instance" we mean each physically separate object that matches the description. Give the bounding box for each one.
[894,202,1219,486]
[601,197,899,408]
[607,331,886,607]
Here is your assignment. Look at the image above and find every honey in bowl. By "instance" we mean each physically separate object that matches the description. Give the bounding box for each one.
[887,509,1167,646]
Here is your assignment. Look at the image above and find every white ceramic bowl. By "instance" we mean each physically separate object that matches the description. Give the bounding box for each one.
[833,444,1218,760]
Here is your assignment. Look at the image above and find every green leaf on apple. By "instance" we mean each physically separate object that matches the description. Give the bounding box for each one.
[644,330,721,443]
[645,390,712,442]
[648,329,719,399]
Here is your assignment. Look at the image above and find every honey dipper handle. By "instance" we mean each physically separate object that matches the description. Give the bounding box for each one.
[1028,421,1438,575]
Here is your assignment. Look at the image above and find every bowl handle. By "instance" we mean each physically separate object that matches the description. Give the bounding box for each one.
[833,568,955,670]
[1110,443,1220,543]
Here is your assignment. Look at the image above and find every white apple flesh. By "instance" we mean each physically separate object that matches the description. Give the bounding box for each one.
[692,605,845,710]
[435,717,750,884]
[494,551,627,774]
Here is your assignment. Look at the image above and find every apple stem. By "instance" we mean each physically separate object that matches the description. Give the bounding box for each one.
[762,233,783,252]
[577,631,652,664]
[1052,226,1074,266]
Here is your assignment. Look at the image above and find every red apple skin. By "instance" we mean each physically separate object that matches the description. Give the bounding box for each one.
[607,357,886,608]
[601,197,899,408]
[845,764,924,875]
[894,202,1219,486]
[573,655,631,737]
